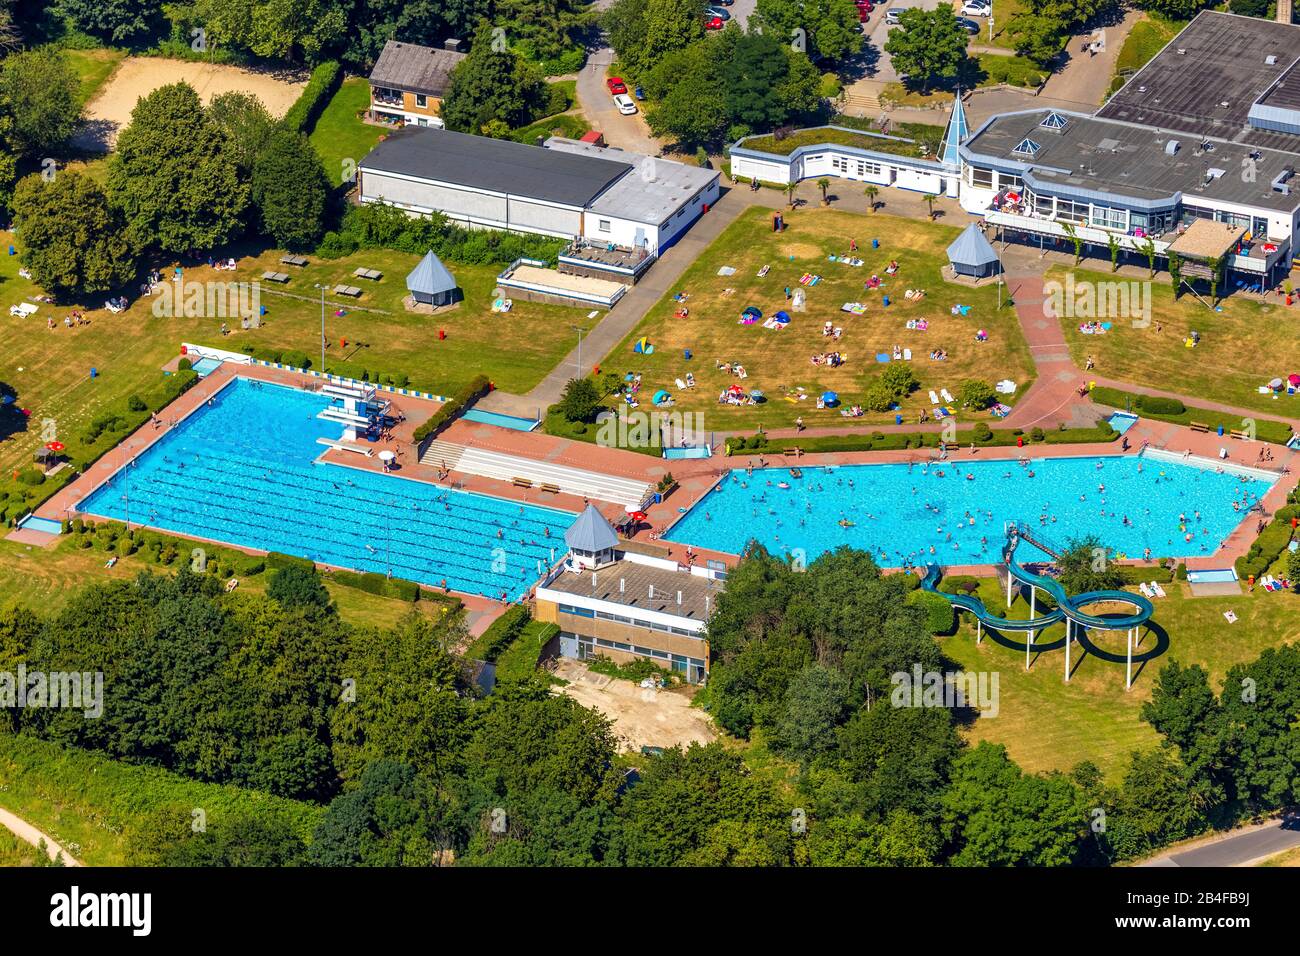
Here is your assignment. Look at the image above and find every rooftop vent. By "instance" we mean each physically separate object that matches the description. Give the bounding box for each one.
[1177,48,1186,55]
[1164,139,1180,155]
[1219,101,1231,109]
[444,38,462,52]
[1204,167,1226,184]
[1273,165,1295,195]
[1266,55,1278,65]
[1136,85,1147,93]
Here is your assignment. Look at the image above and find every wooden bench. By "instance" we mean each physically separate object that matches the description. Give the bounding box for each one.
[261,271,290,283]
[333,284,362,298]
[784,447,803,458]
[539,482,561,495]
[353,267,383,280]
[280,255,309,267]
[1188,421,1210,433]
[511,477,533,489]
[1230,429,1250,440]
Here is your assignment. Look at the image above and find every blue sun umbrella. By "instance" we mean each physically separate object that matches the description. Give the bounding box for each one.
[822,391,839,406]
[774,310,791,323]
[750,389,765,401]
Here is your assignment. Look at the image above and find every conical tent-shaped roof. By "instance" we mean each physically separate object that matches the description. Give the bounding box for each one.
[406,250,458,297]
[564,504,619,553]
[946,223,1000,269]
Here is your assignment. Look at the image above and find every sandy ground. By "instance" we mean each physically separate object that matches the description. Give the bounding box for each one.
[552,659,717,752]
[74,57,307,152]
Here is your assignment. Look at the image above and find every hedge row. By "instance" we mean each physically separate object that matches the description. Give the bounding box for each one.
[412,374,492,444]
[282,61,342,134]
[1235,504,1299,581]
[64,519,267,576]
[243,346,313,370]
[329,569,423,603]
[465,605,531,663]
[1089,386,1293,445]
[266,552,315,572]
[725,421,1118,456]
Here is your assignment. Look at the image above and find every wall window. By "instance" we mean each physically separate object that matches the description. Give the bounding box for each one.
[856,160,882,177]
[1033,192,1055,217]
[831,155,850,174]
[999,174,1024,192]
[415,93,427,108]
[969,166,994,189]
[1056,198,1089,224]
[598,219,611,233]
[558,604,594,618]
[1090,204,1127,230]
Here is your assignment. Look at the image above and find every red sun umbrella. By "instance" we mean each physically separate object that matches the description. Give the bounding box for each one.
[1289,374,1300,386]
[45,441,65,453]
[728,384,744,394]
[630,511,648,523]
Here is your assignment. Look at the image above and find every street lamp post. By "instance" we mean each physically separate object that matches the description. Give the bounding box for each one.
[314,284,326,374]
[571,325,585,379]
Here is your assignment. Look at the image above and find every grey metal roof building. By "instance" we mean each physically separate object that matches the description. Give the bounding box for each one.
[369,40,466,98]
[947,223,1000,277]
[564,504,620,554]
[360,127,632,208]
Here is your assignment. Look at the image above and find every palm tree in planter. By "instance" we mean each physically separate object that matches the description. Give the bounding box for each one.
[923,193,938,220]
[864,184,879,212]
[786,182,797,207]
[817,178,831,206]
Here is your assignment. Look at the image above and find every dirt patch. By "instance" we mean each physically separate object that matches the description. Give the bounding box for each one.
[73,57,307,152]
[552,658,716,752]
[779,242,823,259]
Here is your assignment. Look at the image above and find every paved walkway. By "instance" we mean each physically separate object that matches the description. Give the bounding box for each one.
[1139,814,1300,867]
[0,806,82,866]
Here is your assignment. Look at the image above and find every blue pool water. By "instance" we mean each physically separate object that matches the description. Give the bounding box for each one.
[664,454,1272,565]
[191,357,223,377]
[81,379,573,599]
[1107,412,1139,434]
[461,408,539,431]
[664,445,712,460]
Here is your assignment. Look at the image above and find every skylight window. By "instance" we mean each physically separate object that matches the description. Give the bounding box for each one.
[1012,137,1041,157]
[1039,111,1069,132]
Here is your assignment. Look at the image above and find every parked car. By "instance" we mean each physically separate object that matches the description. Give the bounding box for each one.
[707,5,731,19]
[855,2,872,21]
[955,16,980,33]
[633,85,646,101]
[704,14,724,29]
[606,76,627,95]
[613,93,638,116]
[884,7,913,25]
[961,1,991,16]
[712,0,734,5]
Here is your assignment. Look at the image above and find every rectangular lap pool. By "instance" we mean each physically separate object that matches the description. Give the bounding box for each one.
[665,454,1274,566]
[80,378,573,600]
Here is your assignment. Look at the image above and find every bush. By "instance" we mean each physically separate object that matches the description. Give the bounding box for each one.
[467,605,531,663]
[1136,394,1185,416]
[177,357,192,372]
[411,374,492,444]
[16,467,45,486]
[906,589,957,636]
[266,552,315,573]
[972,422,993,442]
[281,61,341,134]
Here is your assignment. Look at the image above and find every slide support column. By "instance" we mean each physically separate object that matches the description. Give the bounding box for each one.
[1126,627,1133,690]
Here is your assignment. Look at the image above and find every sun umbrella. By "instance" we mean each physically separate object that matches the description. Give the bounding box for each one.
[728,384,744,395]
[774,310,791,323]
[1269,377,1284,389]
[378,449,395,462]
[1289,374,1300,386]
[44,441,65,453]
[822,391,838,405]
[750,389,764,399]
[742,306,762,319]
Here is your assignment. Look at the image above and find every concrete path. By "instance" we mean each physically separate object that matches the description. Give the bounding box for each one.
[1139,815,1300,867]
[574,45,663,155]
[481,185,778,414]
[0,806,82,866]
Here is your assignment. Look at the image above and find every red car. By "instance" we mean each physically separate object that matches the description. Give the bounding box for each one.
[606,77,627,95]
[704,14,724,29]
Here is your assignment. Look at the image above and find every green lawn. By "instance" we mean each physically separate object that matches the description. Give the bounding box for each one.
[946,577,1300,782]
[601,206,1035,431]
[0,535,447,631]
[741,126,932,160]
[61,47,126,107]
[0,829,44,867]
[310,77,386,186]
[1054,264,1300,418]
[1110,15,1185,94]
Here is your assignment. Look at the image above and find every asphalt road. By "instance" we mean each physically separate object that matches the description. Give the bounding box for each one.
[865,0,952,84]
[1139,816,1300,867]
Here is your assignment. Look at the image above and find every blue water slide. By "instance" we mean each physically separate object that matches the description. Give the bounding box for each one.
[920,563,1064,633]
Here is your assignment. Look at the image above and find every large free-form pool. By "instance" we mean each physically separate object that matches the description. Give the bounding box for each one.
[81,378,574,599]
[664,453,1273,566]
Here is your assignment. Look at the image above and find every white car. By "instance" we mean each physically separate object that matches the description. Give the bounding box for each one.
[613,93,638,115]
[884,7,913,25]
[961,1,991,16]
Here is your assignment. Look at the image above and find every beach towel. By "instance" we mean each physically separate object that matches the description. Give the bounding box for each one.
[757,265,770,277]
[1223,610,1237,623]
[903,348,912,360]
[717,265,736,276]
[876,353,891,363]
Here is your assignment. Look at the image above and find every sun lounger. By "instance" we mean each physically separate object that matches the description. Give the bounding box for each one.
[1223,610,1237,623]
[757,265,770,277]
[676,378,688,390]
[1150,581,1167,598]
[1138,582,1155,598]
[903,348,911,360]
[929,390,940,404]
[941,388,954,403]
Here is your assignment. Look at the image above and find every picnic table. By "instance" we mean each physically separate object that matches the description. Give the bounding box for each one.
[353,267,383,280]
[280,255,309,267]
[8,302,38,317]
[333,285,363,298]
[262,271,290,283]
